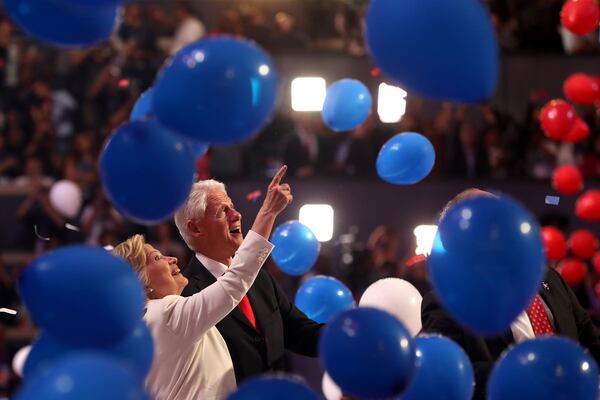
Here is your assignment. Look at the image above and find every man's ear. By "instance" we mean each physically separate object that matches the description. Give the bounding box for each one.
[187,219,205,238]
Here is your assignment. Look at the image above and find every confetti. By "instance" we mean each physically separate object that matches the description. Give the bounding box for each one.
[246,190,262,202]
[370,67,381,77]
[65,223,80,232]
[34,225,50,241]
[103,245,114,251]
[406,254,427,267]
[545,196,560,206]
[0,308,17,315]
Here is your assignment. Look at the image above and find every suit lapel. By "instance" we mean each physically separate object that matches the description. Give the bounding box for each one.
[538,270,568,334]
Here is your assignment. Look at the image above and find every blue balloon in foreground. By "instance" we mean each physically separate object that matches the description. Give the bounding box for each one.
[401,335,474,400]
[428,195,545,336]
[295,276,355,323]
[5,0,119,48]
[18,246,144,347]
[100,120,195,224]
[130,89,155,121]
[60,0,124,8]
[488,337,599,400]
[271,221,320,276]
[365,0,498,102]
[320,307,415,399]
[25,323,153,382]
[321,79,372,131]
[228,376,319,400]
[153,37,278,144]
[15,354,148,400]
[376,132,435,185]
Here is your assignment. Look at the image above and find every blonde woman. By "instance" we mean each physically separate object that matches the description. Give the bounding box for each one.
[113,166,292,400]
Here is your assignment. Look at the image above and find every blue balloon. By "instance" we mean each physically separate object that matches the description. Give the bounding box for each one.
[58,0,124,8]
[25,323,153,381]
[295,276,355,323]
[5,0,119,48]
[376,132,435,185]
[428,195,545,336]
[321,79,372,131]
[18,245,145,347]
[100,120,196,224]
[130,89,155,121]
[401,335,474,400]
[364,0,498,102]
[319,307,415,398]
[271,221,320,276]
[186,140,209,160]
[15,353,149,400]
[228,375,319,400]
[488,337,599,400]
[153,36,278,144]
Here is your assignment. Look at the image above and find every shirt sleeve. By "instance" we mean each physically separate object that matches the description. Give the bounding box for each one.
[161,230,273,341]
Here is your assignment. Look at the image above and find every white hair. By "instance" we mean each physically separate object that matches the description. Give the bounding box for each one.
[174,179,226,250]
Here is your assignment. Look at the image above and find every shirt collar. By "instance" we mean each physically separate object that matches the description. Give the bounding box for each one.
[195,252,229,278]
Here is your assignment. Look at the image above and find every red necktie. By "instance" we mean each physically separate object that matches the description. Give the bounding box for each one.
[239,295,258,330]
[525,295,554,336]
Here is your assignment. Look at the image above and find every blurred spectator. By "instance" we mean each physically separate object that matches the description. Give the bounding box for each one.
[165,3,205,55]
[282,113,333,178]
[80,191,124,246]
[13,157,53,189]
[447,122,490,178]
[151,223,187,263]
[332,114,378,177]
[581,136,600,178]
[268,12,308,51]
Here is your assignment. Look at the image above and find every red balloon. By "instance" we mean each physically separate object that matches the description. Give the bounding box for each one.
[564,117,590,143]
[552,165,584,195]
[564,73,600,104]
[569,229,599,259]
[541,226,567,261]
[592,252,600,274]
[576,190,600,222]
[561,0,600,36]
[540,100,577,140]
[558,258,588,285]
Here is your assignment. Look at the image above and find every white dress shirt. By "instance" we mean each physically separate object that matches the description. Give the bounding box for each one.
[510,295,555,343]
[144,231,273,400]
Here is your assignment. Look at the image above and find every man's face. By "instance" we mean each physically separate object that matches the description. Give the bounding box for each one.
[197,189,243,257]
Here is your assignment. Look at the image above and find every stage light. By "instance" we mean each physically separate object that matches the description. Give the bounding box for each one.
[378,83,407,123]
[291,77,326,112]
[413,225,438,256]
[299,204,334,242]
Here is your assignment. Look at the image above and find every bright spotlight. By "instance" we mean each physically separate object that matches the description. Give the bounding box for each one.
[291,77,326,112]
[377,83,407,123]
[299,204,334,242]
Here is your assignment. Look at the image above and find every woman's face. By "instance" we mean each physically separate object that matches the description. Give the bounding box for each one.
[145,245,188,298]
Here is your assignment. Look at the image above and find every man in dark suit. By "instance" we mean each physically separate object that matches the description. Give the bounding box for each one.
[421,189,600,400]
[174,166,324,384]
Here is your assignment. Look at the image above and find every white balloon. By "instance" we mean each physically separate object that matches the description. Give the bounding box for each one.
[12,345,31,378]
[359,278,422,336]
[49,180,82,218]
[322,372,342,400]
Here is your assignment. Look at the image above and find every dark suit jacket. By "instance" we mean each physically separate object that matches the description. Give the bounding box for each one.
[421,268,600,400]
[182,257,324,384]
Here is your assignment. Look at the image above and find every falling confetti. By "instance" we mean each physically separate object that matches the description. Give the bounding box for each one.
[545,195,560,206]
[406,254,427,267]
[0,308,17,315]
[246,190,262,202]
[34,225,50,241]
[104,245,114,251]
[65,223,80,232]
[370,67,381,77]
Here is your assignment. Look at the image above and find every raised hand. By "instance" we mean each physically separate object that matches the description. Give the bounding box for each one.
[260,165,293,215]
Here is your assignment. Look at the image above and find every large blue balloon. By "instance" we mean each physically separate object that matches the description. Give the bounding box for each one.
[364,0,498,102]
[18,245,145,347]
[376,132,435,185]
[130,89,155,121]
[319,307,415,398]
[428,195,545,336]
[271,221,320,276]
[5,0,120,48]
[228,376,319,400]
[153,36,278,144]
[401,335,474,400]
[321,79,372,132]
[100,120,196,224]
[58,0,124,8]
[25,323,153,381]
[295,275,355,323]
[488,337,599,400]
[15,353,149,400]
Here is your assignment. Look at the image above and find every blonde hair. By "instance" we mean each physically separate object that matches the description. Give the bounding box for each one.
[112,234,152,290]
[174,179,226,249]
